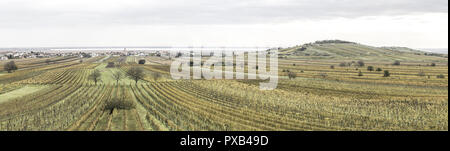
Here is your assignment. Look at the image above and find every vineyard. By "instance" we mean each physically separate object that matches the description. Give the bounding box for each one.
[0,54,448,131]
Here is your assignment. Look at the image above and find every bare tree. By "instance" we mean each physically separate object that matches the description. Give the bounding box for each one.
[4,61,18,73]
[112,71,123,85]
[89,69,102,85]
[127,67,145,84]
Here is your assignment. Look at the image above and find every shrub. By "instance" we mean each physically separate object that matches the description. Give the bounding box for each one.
[376,68,383,72]
[339,62,347,67]
[358,70,363,76]
[367,66,374,71]
[357,60,365,67]
[393,60,401,66]
[175,52,183,58]
[314,40,356,44]
[436,74,445,79]
[383,70,391,77]
[81,53,92,58]
[138,59,146,64]
[104,98,135,114]
[152,72,162,81]
[431,63,436,67]
[418,71,426,77]
[288,72,296,79]
[106,62,115,68]
[319,73,328,78]
[330,65,335,69]
[299,47,307,51]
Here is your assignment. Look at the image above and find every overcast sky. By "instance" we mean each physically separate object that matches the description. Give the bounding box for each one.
[0,0,448,48]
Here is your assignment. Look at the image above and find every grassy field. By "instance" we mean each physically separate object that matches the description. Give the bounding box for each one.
[94,63,138,85]
[0,85,47,104]
[0,43,448,131]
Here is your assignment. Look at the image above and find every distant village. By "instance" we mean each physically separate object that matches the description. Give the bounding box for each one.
[0,48,175,61]
[0,47,266,61]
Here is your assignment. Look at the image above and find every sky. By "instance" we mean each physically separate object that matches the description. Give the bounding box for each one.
[0,0,448,49]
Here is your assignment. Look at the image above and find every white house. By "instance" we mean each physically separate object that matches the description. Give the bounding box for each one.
[0,56,8,60]
[136,52,146,57]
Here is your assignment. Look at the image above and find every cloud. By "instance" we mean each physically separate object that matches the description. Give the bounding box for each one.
[0,0,447,27]
[0,0,447,48]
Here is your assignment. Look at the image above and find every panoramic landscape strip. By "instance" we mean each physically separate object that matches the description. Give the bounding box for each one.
[0,40,447,131]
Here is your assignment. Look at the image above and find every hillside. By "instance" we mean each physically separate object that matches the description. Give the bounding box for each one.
[279,40,448,62]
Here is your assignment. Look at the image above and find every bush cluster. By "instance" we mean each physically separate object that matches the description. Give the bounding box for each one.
[104,98,135,112]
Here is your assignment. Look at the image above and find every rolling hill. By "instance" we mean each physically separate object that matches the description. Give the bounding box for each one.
[279,40,448,62]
